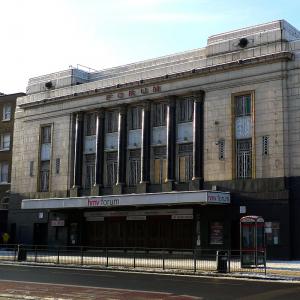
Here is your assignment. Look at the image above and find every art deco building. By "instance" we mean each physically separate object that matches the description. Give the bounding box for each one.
[8,20,300,259]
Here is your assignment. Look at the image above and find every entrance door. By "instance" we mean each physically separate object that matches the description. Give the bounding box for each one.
[33,223,48,245]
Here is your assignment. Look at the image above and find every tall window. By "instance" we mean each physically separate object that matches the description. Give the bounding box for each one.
[236,139,252,178]
[152,146,166,184]
[106,111,118,133]
[85,113,96,136]
[235,94,251,117]
[128,149,141,186]
[0,134,10,150]
[129,107,142,130]
[177,143,193,182]
[152,103,167,127]
[106,151,117,186]
[2,104,11,121]
[40,161,50,191]
[84,154,95,188]
[0,162,9,183]
[235,94,253,179]
[40,125,51,192]
[178,97,193,123]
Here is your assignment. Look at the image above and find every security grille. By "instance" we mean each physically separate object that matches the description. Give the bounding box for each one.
[236,139,252,178]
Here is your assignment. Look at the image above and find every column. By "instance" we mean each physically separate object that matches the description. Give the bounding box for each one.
[114,105,127,194]
[92,109,105,195]
[137,101,151,193]
[163,96,176,192]
[70,112,84,196]
[191,90,205,190]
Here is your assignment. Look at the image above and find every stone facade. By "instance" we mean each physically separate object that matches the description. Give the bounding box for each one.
[8,20,300,258]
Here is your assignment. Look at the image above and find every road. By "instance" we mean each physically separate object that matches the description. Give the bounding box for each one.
[0,264,300,299]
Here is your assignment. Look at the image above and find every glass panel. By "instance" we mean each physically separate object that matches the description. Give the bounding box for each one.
[242,225,255,249]
[42,126,51,144]
[236,139,252,178]
[0,162,8,182]
[40,161,50,192]
[3,104,11,120]
[86,113,96,136]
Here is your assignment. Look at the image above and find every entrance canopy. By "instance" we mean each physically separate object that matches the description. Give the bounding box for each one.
[21,190,230,210]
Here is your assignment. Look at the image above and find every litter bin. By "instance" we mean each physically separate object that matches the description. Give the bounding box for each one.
[216,250,228,273]
[17,246,27,261]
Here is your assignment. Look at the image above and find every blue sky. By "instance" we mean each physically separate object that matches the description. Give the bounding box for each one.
[1,0,300,93]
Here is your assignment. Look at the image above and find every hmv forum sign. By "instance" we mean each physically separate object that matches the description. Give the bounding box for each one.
[21,191,230,210]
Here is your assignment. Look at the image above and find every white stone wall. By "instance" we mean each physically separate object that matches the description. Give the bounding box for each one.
[12,20,300,195]
[11,113,72,194]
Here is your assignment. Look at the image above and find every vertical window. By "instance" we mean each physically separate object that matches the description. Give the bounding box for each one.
[177,143,193,182]
[0,162,9,183]
[40,126,51,192]
[262,136,269,156]
[85,113,96,136]
[128,149,141,186]
[84,154,95,188]
[218,139,225,160]
[235,95,251,116]
[42,126,51,144]
[265,222,280,245]
[106,111,118,133]
[29,161,34,177]
[3,104,11,121]
[106,151,117,187]
[0,134,10,150]
[178,97,194,122]
[235,93,253,179]
[152,103,167,127]
[40,161,50,192]
[152,146,166,184]
[236,139,252,178]
[129,107,142,130]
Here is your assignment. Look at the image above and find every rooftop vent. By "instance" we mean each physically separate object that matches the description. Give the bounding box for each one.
[45,81,53,89]
[238,38,249,48]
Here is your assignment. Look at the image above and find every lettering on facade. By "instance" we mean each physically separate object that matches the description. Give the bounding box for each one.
[106,85,161,100]
[88,198,120,207]
[207,193,230,204]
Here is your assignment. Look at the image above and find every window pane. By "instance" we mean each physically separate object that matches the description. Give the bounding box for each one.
[236,139,252,178]
[3,104,11,120]
[86,113,96,136]
[42,126,51,144]
[3,134,10,149]
[0,162,8,182]
[40,161,50,192]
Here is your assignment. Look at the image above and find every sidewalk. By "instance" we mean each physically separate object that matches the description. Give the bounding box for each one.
[267,261,300,278]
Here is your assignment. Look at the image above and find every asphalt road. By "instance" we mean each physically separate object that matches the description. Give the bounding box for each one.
[0,264,300,299]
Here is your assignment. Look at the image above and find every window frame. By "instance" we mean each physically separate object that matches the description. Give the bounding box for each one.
[0,133,10,151]
[0,162,9,183]
[232,91,255,180]
[2,104,11,121]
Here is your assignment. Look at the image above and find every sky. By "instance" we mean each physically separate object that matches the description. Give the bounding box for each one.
[1,0,300,94]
